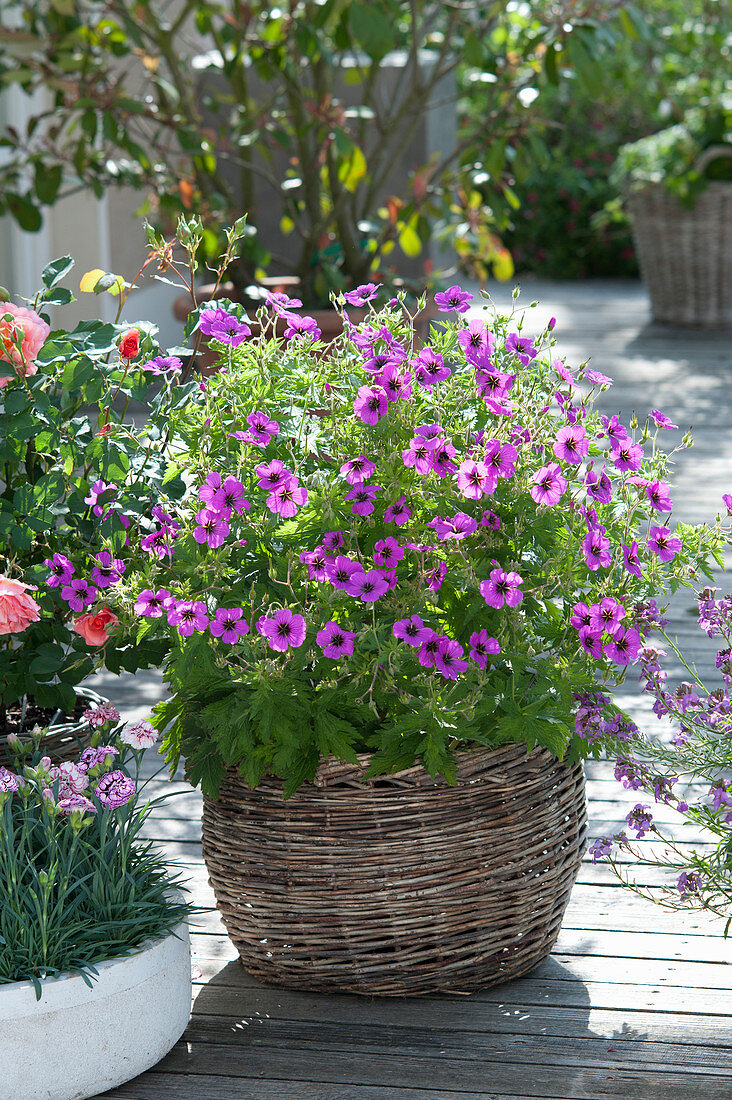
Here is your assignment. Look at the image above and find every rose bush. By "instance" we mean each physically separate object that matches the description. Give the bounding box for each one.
[37,227,724,797]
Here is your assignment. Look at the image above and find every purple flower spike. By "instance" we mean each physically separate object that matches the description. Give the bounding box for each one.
[434,285,473,313]
[316,620,357,658]
[210,607,249,644]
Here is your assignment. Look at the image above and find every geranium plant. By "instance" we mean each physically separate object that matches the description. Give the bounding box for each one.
[589,577,732,922]
[44,229,724,797]
[0,705,191,995]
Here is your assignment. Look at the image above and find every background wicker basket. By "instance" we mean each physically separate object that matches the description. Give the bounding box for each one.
[0,687,106,768]
[627,146,732,327]
[202,742,587,996]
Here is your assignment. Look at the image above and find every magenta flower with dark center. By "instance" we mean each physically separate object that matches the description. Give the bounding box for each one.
[143,355,182,376]
[589,598,626,637]
[647,525,682,562]
[458,320,494,362]
[45,553,74,588]
[481,509,501,530]
[151,505,180,533]
[401,434,438,475]
[256,459,293,490]
[530,463,567,507]
[417,632,441,668]
[414,347,451,387]
[210,313,251,346]
[434,285,473,313]
[622,541,643,578]
[485,440,517,480]
[578,627,603,659]
[198,472,222,507]
[194,508,230,548]
[61,579,97,612]
[211,476,250,517]
[353,385,388,425]
[434,638,468,679]
[258,608,307,651]
[316,620,357,658]
[604,626,642,665]
[344,569,390,602]
[362,350,402,376]
[582,527,612,571]
[340,455,376,485]
[480,567,523,609]
[393,615,433,648]
[266,290,303,313]
[326,555,363,590]
[554,360,575,385]
[84,479,117,517]
[267,478,308,518]
[373,537,404,567]
[210,607,249,643]
[599,415,628,448]
[431,439,458,478]
[282,312,321,340]
[650,409,678,431]
[140,528,175,560]
[300,547,330,581]
[247,410,280,442]
[134,588,171,618]
[91,551,125,589]
[322,530,344,551]
[469,630,500,669]
[456,459,495,500]
[476,368,515,401]
[345,482,383,517]
[384,496,412,525]
[723,493,732,515]
[379,362,413,402]
[570,602,593,629]
[429,513,478,541]
[167,600,209,637]
[585,369,613,386]
[553,424,589,465]
[585,464,613,504]
[344,282,381,307]
[646,479,673,512]
[612,441,644,473]
[504,332,538,365]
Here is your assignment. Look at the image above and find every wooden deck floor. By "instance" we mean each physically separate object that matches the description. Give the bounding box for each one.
[96,280,732,1099]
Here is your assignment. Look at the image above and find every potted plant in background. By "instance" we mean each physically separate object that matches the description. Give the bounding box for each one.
[0,707,192,1100]
[0,0,633,316]
[52,222,726,995]
[0,257,177,761]
[612,101,732,326]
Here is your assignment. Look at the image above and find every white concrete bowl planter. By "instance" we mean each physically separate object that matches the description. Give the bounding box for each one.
[0,923,191,1100]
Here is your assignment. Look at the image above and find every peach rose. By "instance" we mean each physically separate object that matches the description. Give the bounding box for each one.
[72,606,119,646]
[0,302,50,389]
[0,577,42,636]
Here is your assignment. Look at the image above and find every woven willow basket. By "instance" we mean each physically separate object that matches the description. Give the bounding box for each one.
[202,742,587,995]
[0,687,105,768]
[627,146,732,326]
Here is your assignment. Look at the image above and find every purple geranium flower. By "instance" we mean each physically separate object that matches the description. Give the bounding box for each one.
[210,607,249,643]
[84,479,116,517]
[211,475,250,517]
[393,615,433,647]
[553,424,589,464]
[326,555,363,590]
[198,472,223,507]
[650,409,678,430]
[167,600,209,637]
[429,512,478,541]
[578,627,603,659]
[134,588,171,618]
[582,527,612,571]
[647,525,682,562]
[530,463,567,507]
[434,638,468,679]
[344,569,390,602]
[61,579,97,612]
[469,630,500,669]
[480,567,523,609]
[267,478,308,518]
[340,456,376,485]
[256,459,293,491]
[417,632,441,668]
[476,368,515,402]
[353,385,388,425]
[458,320,494,363]
[282,312,321,340]
[505,333,538,365]
[94,769,136,809]
[414,347,451,387]
[434,284,473,313]
[402,434,438,476]
[143,355,182,376]
[343,282,381,307]
[622,541,643,578]
[322,530,344,552]
[384,496,411,525]
[265,290,302,313]
[426,562,448,592]
[585,369,613,386]
[589,598,626,637]
[373,537,404,568]
[257,608,307,651]
[604,626,642,665]
[194,508,230,548]
[316,620,357,658]
[247,410,280,444]
[723,493,732,515]
[300,546,330,582]
[585,464,613,504]
[45,553,74,588]
[378,361,413,402]
[345,483,383,517]
[646,479,673,512]
[456,459,495,500]
[91,551,125,589]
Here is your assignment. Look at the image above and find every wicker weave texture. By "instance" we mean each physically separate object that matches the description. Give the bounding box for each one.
[202,743,587,995]
[0,688,105,768]
[628,183,732,326]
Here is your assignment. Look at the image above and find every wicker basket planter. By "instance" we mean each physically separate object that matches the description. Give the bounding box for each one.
[0,687,106,768]
[627,148,732,326]
[202,742,587,995]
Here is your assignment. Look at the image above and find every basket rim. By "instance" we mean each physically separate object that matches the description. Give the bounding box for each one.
[0,686,108,746]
